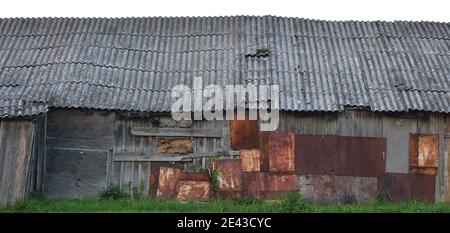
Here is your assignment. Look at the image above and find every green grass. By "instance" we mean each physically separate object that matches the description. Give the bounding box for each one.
[1,192,450,213]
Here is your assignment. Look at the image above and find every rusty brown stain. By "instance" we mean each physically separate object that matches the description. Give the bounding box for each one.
[230,115,259,150]
[409,134,438,175]
[259,131,270,172]
[156,167,183,199]
[176,181,211,202]
[266,174,298,192]
[379,173,435,202]
[180,172,210,182]
[268,132,295,172]
[212,159,243,193]
[150,162,183,196]
[295,135,386,177]
[154,137,193,154]
[298,175,378,203]
[241,149,261,172]
[242,172,266,197]
[242,172,298,198]
[446,137,450,202]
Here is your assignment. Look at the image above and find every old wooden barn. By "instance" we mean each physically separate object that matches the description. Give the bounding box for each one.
[0,16,449,206]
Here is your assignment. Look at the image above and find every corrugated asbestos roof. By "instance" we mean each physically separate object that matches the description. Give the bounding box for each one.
[0,16,448,117]
[0,99,47,118]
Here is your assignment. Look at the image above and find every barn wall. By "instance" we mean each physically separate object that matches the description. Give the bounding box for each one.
[0,117,44,207]
[112,113,232,195]
[45,109,115,198]
[278,110,448,202]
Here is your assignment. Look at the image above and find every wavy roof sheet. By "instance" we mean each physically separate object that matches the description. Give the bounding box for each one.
[0,16,448,117]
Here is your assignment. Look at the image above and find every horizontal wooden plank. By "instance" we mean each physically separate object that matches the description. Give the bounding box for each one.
[130,127,222,138]
[114,151,240,162]
[114,155,193,162]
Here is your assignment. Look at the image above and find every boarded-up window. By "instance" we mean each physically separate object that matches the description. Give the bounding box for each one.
[409,134,439,175]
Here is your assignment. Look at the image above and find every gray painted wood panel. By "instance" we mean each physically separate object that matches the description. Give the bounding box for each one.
[45,148,108,198]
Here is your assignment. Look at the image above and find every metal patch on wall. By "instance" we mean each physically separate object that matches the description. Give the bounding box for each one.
[156,167,183,199]
[295,135,386,177]
[378,173,435,202]
[212,159,243,198]
[176,181,211,202]
[260,132,295,172]
[242,172,298,198]
[298,175,378,203]
[230,117,259,150]
[240,149,261,172]
[409,134,438,175]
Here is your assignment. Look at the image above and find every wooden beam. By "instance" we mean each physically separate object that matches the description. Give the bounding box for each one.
[130,127,222,138]
[114,150,240,162]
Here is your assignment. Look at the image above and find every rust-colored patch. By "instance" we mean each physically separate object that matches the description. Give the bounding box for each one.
[212,159,243,196]
[176,181,211,202]
[242,172,266,197]
[268,132,295,172]
[242,172,298,198]
[446,137,450,202]
[241,149,261,172]
[149,162,183,196]
[295,135,386,177]
[259,132,295,172]
[154,137,193,154]
[409,134,438,175]
[266,174,298,192]
[156,167,183,199]
[298,175,378,203]
[259,131,270,172]
[379,173,435,202]
[230,115,259,150]
[181,172,210,182]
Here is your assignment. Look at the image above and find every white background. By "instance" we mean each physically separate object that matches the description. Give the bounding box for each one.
[0,0,448,22]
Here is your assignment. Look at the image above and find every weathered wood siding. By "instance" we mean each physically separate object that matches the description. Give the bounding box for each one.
[0,118,44,207]
[278,110,448,202]
[444,116,450,202]
[45,109,114,198]
[112,114,231,195]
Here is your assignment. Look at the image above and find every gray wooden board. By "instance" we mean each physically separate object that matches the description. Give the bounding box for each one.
[45,148,108,199]
[46,109,115,150]
[131,127,222,138]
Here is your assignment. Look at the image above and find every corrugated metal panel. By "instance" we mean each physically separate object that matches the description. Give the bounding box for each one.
[0,16,448,115]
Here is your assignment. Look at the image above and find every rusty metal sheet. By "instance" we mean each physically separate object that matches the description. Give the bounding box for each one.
[409,134,438,175]
[149,162,183,196]
[181,172,210,182]
[298,175,378,203]
[295,135,386,177]
[156,167,183,199]
[242,172,266,197]
[176,181,211,202]
[242,172,298,198]
[212,159,243,192]
[260,131,295,172]
[259,131,270,172]
[268,132,295,172]
[230,117,259,150]
[378,173,435,202]
[266,174,298,192]
[150,162,183,196]
[241,149,261,172]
